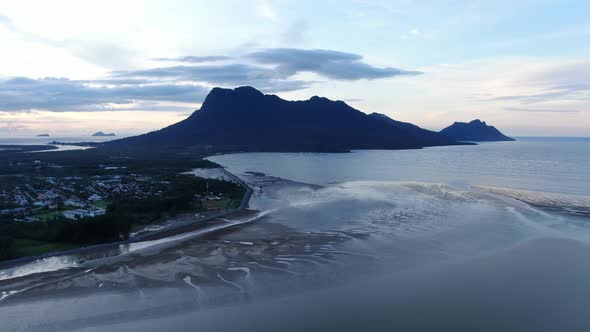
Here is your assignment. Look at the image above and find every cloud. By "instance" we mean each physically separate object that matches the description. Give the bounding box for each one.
[0,48,420,112]
[488,89,578,103]
[153,55,232,63]
[86,78,152,85]
[0,13,19,30]
[504,107,581,113]
[480,59,590,104]
[113,63,311,92]
[0,14,15,30]
[247,48,422,80]
[114,48,418,93]
[401,28,421,40]
[484,86,590,104]
[0,13,136,69]
[0,77,208,111]
[280,19,309,44]
[255,0,278,20]
[115,64,281,81]
[60,39,138,69]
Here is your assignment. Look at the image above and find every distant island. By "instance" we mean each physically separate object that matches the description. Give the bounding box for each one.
[109,86,468,152]
[92,131,116,137]
[36,134,50,137]
[440,119,515,142]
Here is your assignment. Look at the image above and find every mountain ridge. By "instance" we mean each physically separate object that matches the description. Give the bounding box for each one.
[108,86,468,152]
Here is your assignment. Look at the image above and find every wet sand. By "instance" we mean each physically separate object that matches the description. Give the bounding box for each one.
[0,212,371,308]
[474,186,590,218]
[75,237,590,332]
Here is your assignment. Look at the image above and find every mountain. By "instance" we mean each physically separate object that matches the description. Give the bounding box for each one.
[92,132,116,137]
[108,86,466,152]
[440,119,515,142]
[36,134,50,137]
[368,113,453,145]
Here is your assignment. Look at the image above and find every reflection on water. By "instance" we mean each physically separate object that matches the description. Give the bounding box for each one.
[209,138,590,195]
[29,144,94,153]
[0,136,118,145]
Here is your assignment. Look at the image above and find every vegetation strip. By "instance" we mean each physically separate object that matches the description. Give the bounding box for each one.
[0,167,252,268]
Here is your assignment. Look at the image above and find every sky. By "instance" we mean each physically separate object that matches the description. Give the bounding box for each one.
[0,0,589,137]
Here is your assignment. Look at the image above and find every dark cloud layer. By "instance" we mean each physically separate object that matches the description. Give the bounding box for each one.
[0,77,208,111]
[113,63,311,92]
[0,48,420,112]
[247,48,422,80]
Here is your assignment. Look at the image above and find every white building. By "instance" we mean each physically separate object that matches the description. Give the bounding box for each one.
[64,199,86,208]
[63,208,106,220]
[87,194,103,202]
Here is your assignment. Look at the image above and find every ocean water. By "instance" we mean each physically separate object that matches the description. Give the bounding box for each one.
[205,137,590,250]
[209,137,590,196]
[0,136,118,152]
[0,136,117,145]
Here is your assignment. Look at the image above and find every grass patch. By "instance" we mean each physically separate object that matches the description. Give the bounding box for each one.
[204,197,238,210]
[12,238,77,258]
[92,200,110,209]
[32,210,63,221]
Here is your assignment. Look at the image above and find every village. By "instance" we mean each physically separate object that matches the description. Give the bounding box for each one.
[0,164,228,223]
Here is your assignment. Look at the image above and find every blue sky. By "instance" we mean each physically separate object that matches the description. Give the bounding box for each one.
[0,0,588,136]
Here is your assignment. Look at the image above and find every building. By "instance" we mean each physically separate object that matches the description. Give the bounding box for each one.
[87,194,103,202]
[63,208,106,220]
[38,190,59,200]
[64,199,86,208]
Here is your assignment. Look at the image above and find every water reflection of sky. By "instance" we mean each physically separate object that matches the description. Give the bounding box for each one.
[209,138,590,196]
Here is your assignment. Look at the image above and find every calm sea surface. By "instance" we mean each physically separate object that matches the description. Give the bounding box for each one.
[0,136,117,145]
[209,137,590,196]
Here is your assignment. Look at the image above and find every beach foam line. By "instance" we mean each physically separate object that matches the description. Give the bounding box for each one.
[118,209,275,256]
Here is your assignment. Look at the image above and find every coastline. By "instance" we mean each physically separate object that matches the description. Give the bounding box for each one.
[3,155,590,330]
[472,185,590,219]
[0,168,254,269]
[3,143,589,283]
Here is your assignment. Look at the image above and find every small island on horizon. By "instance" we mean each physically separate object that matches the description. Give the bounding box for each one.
[36,134,50,137]
[440,119,515,142]
[92,131,116,137]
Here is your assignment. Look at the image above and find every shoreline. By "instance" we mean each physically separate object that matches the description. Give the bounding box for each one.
[0,168,254,270]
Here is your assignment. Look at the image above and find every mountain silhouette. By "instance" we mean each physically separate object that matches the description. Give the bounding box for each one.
[110,86,466,152]
[440,119,514,142]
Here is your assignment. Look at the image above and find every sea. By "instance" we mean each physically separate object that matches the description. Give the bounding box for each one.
[0,136,118,145]
[1,137,590,331]
[0,136,118,152]
[209,137,590,196]
[205,137,590,268]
